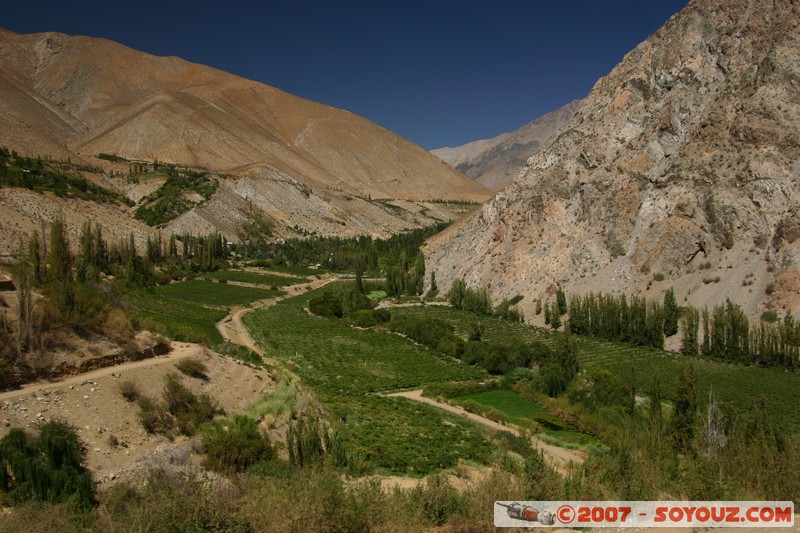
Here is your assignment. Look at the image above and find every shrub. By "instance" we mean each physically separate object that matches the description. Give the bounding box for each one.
[175,358,209,380]
[653,272,665,282]
[760,310,779,323]
[309,290,343,318]
[352,310,378,328]
[138,374,223,438]
[163,374,222,435]
[119,380,141,403]
[765,282,776,295]
[0,420,95,509]
[137,396,172,435]
[203,415,274,473]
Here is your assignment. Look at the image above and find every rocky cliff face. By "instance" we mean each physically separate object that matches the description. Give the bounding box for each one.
[426,0,800,319]
[0,30,490,252]
[432,100,580,190]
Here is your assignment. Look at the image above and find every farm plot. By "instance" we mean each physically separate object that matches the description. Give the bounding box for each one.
[452,389,597,448]
[127,280,282,344]
[243,285,493,474]
[203,270,306,286]
[391,306,800,434]
[147,279,282,307]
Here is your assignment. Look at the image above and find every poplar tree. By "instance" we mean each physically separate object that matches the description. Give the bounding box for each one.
[663,287,680,336]
[47,217,74,314]
[681,306,700,356]
[672,362,697,453]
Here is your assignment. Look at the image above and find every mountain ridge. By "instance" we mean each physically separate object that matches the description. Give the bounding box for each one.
[0,29,490,253]
[425,0,800,320]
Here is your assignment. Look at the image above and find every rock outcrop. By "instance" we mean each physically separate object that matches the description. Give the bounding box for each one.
[426,0,800,319]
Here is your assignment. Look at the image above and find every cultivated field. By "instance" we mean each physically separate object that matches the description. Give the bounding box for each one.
[127,279,283,343]
[243,284,496,474]
[391,306,800,434]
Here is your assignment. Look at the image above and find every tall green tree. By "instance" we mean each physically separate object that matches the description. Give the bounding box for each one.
[663,287,679,336]
[556,288,567,316]
[681,306,700,356]
[47,217,74,314]
[672,362,697,453]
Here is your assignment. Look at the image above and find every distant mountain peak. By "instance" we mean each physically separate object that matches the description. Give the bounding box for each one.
[431,100,581,190]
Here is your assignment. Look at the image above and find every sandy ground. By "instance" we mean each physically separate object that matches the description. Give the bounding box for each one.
[386,389,585,475]
[0,342,274,486]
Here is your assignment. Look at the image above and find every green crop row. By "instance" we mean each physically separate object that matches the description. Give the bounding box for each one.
[390,306,800,434]
[203,270,306,286]
[243,284,493,474]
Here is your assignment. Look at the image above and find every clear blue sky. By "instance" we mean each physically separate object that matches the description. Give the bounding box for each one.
[3,1,688,150]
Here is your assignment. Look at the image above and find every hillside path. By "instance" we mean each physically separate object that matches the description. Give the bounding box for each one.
[386,389,585,475]
[0,342,203,402]
[216,274,336,354]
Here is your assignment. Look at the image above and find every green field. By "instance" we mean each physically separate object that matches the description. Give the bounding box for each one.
[127,279,282,344]
[147,279,282,307]
[126,291,227,343]
[453,389,596,447]
[203,269,306,287]
[391,306,800,434]
[245,262,327,277]
[244,283,495,474]
[454,389,547,427]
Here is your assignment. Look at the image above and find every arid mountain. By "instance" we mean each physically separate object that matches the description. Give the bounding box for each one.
[426,0,800,320]
[431,100,581,190]
[0,29,490,253]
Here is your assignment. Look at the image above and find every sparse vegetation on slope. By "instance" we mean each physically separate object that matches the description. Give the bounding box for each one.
[133,164,218,226]
[0,147,132,205]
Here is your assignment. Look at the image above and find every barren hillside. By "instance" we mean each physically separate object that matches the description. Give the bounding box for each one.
[426,0,800,320]
[0,29,490,251]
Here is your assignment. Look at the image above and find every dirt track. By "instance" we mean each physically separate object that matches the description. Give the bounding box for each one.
[0,342,203,402]
[386,389,585,475]
[215,274,336,354]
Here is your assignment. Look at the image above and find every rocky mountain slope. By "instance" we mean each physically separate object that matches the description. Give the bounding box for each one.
[0,29,490,253]
[431,100,580,190]
[425,0,800,320]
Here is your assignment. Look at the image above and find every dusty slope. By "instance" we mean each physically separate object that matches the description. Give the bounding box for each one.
[426,0,800,320]
[0,29,490,249]
[0,343,275,486]
[0,29,489,203]
[432,100,581,190]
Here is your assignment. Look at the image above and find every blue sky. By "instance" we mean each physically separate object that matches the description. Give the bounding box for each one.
[3,1,688,149]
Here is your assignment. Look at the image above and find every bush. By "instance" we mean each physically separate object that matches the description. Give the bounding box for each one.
[653,272,665,282]
[0,420,95,509]
[203,415,274,473]
[175,358,209,380]
[163,374,222,435]
[352,310,378,328]
[760,309,779,323]
[138,374,223,438]
[119,380,141,403]
[309,290,343,318]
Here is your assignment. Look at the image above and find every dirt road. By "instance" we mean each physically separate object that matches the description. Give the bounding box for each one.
[216,274,336,354]
[386,389,585,475]
[0,342,204,403]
